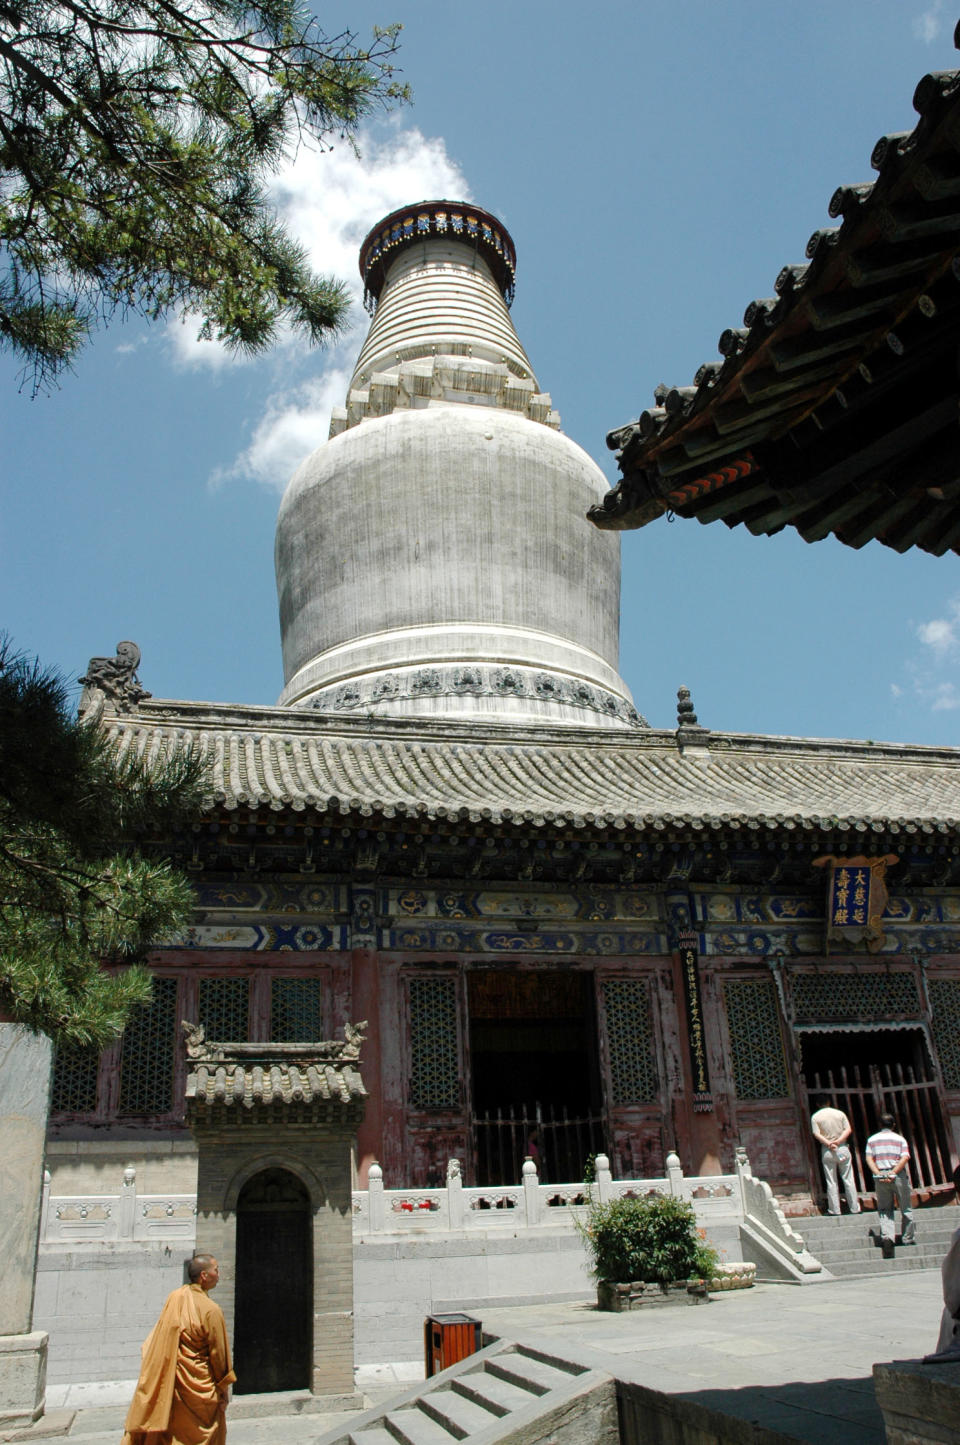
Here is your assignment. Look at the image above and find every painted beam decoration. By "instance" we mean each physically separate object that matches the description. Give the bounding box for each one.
[813,854,898,952]
[677,932,712,1112]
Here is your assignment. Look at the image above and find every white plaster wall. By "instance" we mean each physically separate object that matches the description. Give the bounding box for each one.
[34,1223,743,1380]
[35,1246,186,1384]
[45,1139,198,1197]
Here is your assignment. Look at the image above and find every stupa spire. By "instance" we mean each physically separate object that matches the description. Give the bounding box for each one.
[329,201,558,436]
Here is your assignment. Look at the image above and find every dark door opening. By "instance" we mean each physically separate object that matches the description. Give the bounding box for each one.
[468,969,604,1185]
[233,1167,312,1393]
[802,1027,953,1195]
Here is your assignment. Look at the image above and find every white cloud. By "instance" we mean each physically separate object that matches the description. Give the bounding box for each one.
[913,1,944,43]
[890,596,960,719]
[165,312,259,371]
[168,118,470,373]
[916,597,960,653]
[173,117,471,488]
[213,364,353,491]
[115,333,150,356]
[930,681,960,711]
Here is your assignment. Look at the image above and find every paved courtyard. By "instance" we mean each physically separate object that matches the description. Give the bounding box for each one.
[13,1268,949,1444]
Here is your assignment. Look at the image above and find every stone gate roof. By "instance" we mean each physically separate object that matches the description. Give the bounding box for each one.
[105,698,960,836]
[184,1028,367,1123]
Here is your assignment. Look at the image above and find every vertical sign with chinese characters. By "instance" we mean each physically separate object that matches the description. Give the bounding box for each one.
[829,865,870,929]
[677,933,712,1112]
[813,854,898,952]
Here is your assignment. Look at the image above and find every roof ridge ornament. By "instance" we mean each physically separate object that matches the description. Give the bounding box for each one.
[181,1018,368,1063]
[79,640,151,719]
[676,685,711,756]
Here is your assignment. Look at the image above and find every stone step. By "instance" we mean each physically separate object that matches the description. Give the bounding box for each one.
[803,1228,956,1245]
[819,1253,941,1269]
[379,1404,459,1445]
[419,1386,504,1437]
[483,1348,583,1398]
[312,1340,605,1445]
[349,1427,399,1445]
[801,1218,959,1234]
[451,1370,537,1418]
[826,1256,940,1277]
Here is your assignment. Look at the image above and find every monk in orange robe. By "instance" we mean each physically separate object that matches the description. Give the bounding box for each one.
[121,1254,236,1445]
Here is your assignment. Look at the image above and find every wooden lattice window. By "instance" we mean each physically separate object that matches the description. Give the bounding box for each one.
[792,971,919,1023]
[723,978,790,1100]
[198,977,249,1040]
[603,979,658,1104]
[930,978,960,1090]
[119,976,178,1114]
[271,977,325,1042]
[408,976,459,1109]
[51,1046,100,1114]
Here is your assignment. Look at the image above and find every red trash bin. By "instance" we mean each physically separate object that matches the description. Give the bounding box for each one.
[424,1312,482,1377]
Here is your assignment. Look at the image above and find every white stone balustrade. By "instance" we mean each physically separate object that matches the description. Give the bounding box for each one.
[38,1150,819,1281]
[40,1166,196,1245]
[349,1151,743,1237]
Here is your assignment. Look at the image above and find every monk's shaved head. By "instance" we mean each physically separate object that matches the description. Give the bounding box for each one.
[189,1253,216,1282]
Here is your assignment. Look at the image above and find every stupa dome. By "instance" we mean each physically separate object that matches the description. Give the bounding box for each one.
[275,200,641,728]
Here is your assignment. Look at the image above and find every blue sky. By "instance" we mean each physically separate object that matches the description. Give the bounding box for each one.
[3,2,960,744]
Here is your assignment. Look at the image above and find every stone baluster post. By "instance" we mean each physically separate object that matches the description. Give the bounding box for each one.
[39,1171,51,1248]
[118,1164,137,1241]
[446,1160,464,1230]
[368,1161,385,1233]
[666,1150,685,1198]
[522,1157,540,1227]
[734,1145,751,1211]
[594,1153,612,1204]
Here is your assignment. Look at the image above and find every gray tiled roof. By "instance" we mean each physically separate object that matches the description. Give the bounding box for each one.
[107,699,960,834]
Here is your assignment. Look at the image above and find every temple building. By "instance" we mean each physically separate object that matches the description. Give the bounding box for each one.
[50,198,960,1233]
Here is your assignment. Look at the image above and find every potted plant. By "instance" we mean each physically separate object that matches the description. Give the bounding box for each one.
[579,1194,719,1311]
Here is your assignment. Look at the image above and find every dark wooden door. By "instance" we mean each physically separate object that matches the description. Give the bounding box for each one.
[234,1168,312,1393]
[804,1028,954,1197]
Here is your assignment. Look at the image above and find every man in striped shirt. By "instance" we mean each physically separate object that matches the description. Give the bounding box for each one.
[865,1113,916,1259]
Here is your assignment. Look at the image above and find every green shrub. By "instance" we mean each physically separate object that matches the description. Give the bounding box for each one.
[579,1194,719,1285]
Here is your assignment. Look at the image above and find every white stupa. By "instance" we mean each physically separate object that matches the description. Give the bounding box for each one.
[275,201,641,728]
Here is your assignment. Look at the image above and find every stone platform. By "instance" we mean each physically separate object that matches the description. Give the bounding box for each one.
[12,1269,949,1444]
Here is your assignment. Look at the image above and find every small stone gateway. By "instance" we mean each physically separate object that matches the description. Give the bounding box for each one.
[183,1021,367,1406]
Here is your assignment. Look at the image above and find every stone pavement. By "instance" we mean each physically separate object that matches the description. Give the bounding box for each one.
[479,1270,946,1444]
[11,1269,947,1444]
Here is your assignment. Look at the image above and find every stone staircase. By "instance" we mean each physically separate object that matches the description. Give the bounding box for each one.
[797,1203,960,1278]
[314,1340,617,1445]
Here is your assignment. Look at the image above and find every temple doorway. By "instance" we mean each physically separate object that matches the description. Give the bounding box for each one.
[468,969,604,1185]
[801,1027,954,1196]
[233,1168,312,1393]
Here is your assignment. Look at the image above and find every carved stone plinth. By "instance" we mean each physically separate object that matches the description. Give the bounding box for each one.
[0,1333,47,1428]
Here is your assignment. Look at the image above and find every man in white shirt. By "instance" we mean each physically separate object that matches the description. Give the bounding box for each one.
[811,1102,861,1216]
[865,1112,915,1260]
